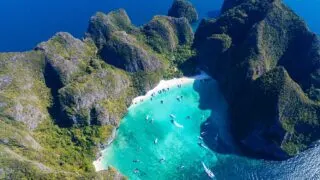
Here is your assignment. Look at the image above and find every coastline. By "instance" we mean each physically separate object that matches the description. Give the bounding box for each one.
[130,71,211,108]
[93,71,211,172]
[93,156,105,172]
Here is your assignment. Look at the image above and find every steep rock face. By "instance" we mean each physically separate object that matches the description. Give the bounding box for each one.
[86,9,194,93]
[233,67,320,158]
[87,9,193,70]
[194,0,320,159]
[37,32,134,127]
[59,68,132,126]
[100,31,163,72]
[168,0,198,23]
[37,32,97,85]
[0,52,50,129]
[142,15,194,53]
[87,9,137,49]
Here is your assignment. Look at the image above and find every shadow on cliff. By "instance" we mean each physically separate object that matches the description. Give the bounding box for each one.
[193,78,241,156]
[44,62,73,127]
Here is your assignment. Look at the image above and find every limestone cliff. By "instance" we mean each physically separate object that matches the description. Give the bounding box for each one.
[0,8,195,179]
[194,0,320,159]
[168,0,198,23]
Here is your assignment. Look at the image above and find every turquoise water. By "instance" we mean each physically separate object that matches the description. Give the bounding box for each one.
[101,79,234,179]
[100,78,320,179]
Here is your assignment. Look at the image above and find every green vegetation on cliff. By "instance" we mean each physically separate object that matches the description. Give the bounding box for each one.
[1,118,122,179]
[0,7,196,179]
[194,0,320,159]
[168,0,198,23]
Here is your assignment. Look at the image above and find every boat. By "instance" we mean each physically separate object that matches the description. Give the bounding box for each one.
[133,168,140,174]
[159,157,165,163]
[198,142,209,150]
[146,115,150,120]
[215,134,219,141]
[198,136,203,140]
[171,120,183,128]
[201,162,215,179]
[170,114,176,119]
[154,138,158,144]
[133,159,140,163]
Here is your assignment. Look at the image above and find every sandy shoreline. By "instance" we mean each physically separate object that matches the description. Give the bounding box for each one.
[93,72,211,172]
[93,156,105,172]
[130,71,210,108]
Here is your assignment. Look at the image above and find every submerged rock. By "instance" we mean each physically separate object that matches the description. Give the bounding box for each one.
[194,0,320,159]
[168,0,198,23]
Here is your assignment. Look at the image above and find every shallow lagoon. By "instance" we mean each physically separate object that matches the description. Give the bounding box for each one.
[100,78,320,179]
[101,78,232,179]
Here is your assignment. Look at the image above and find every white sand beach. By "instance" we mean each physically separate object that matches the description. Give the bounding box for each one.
[93,156,105,172]
[130,71,211,108]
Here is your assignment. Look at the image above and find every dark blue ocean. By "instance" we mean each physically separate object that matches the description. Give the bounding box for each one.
[0,0,319,52]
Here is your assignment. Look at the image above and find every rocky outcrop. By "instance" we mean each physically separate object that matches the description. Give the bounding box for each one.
[86,9,194,93]
[168,0,198,23]
[0,7,197,179]
[59,68,132,126]
[87,9,137,49]
[87,9,193,69]
[0,52,50,129]
[100,31,163,72]
[194,0,320,159]
[142,15,194,53]
[36,32,97,85]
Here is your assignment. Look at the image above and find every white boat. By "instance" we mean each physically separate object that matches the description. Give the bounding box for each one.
[170,114,176,119]
[146,115,150,120]
[154,138,158,144]
[171,120,184,128]
[201,162,215,179]
[198,142,210,150]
